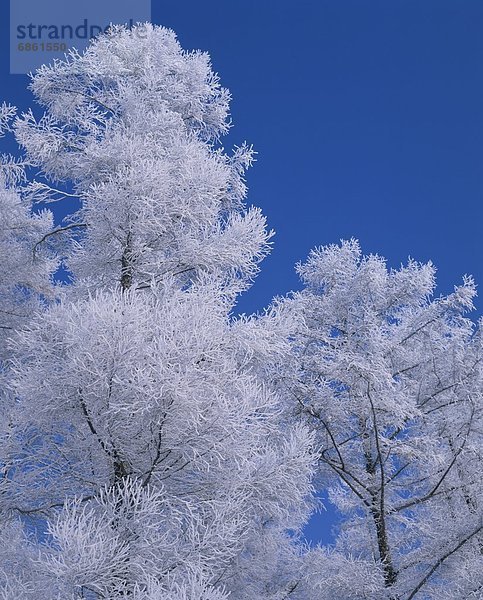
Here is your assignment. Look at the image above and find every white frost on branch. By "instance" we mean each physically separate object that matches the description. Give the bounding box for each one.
[277,240,483,599]
[1,24,316,599]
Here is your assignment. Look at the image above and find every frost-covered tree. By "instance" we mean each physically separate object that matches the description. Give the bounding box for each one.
[0,25,315,598]
[15,24,268,296]
[279,240,483,599]
[0,105,57,356]
[0,112,59,600]
[0,179,56,356]
[4,22,481,600]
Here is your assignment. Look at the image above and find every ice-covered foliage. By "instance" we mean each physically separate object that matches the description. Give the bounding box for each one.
[0,180,56,355]
[2,21,482,600]
[0,24,315,598]
[0,177,57,528]
[279,239,483,599]
[15,24,271,296]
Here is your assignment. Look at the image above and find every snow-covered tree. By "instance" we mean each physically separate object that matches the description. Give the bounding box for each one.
[279,239,483,599]
[14,24,268,297]
[0,114,59,600]
[3,22,481,600]
[1,25,315,598]
[0,104,57,357]
[0,179,56,356]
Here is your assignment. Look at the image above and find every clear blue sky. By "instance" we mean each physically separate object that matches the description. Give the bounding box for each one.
[1,0,482,543]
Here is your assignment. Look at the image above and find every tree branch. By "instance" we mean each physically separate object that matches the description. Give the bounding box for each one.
[406,524,483,600]
[33,223,87,258]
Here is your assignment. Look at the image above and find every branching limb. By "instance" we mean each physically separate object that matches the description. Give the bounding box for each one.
[406,524,483,600]
[33,223,87,258]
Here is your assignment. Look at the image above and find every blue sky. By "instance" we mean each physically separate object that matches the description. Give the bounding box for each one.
[1,0,482,543]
